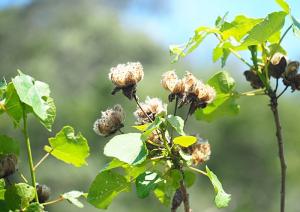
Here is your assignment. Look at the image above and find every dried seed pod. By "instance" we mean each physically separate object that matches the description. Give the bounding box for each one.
[134,97,167,125]
[0,154,18,178]
[182,71,198,93]
[244,70,265,89]
[171,189,183,211]
[161,71,185,102]
[282,61,300,87]
[194,82,216,104]
[36,184,51,203]
[268,53,287,79]
[109,62,144,99]
[93,104,125,137]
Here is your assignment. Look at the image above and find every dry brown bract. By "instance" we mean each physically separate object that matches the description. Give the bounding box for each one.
[134,97,167,125]
[93,104,125,137]
[190,139,211,166]
[161,71,185,95]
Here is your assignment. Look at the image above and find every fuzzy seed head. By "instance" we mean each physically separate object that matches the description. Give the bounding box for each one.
[134,97,167,124]
[161,71,185,94]
[191,140,211,166]
[109,62,144,88]
[0,154,18,178]
[183,71,198,93]
[93,104,125,136]
[194,81,216,104]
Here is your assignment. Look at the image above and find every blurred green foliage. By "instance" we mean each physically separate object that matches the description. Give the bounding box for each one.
[0,0,300,211]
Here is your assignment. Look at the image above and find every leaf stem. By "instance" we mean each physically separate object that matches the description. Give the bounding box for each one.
[214,33,252,68]
[42,196,64,206]
[188,166,208,176]
[17,170,28,183]
[22,107,39,203]
[33,152,51,171]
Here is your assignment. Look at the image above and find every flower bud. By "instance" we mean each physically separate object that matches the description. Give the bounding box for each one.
[93,104,125,137]
[109,62,144,99]
[134,97,167,125]
[244,70,264,89]
[36,184,51,203]
[268,53,287,79]
[0,154,18,178]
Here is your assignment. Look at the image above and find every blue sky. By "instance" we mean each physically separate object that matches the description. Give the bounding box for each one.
[1,0,299,68]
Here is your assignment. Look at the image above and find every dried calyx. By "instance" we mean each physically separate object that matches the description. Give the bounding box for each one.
[269,53,287,79]
[244,70,265,89]
[93,104,125,137]
[0,154,18,179]
[109,62,144,100]
[161,71,216,115]
[283,61,300,91]
[134,96,167,125]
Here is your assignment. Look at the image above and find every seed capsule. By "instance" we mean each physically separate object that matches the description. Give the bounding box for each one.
[0,154,18,178]
[282,61,300,87]
[268,53,287,79]
[36,184,51,203]
[244,70,264,89]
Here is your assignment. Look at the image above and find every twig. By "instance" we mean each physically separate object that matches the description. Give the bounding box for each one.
[133,94,153,122]
[17,170,28,183]
[274,79,279,93]
[33,152,51,171]
[270,95,287,212]
[180,180,191,212]
[118,129,125,134]
[188,166,207,176]
[277,86,288,99]
[171,96,179,140]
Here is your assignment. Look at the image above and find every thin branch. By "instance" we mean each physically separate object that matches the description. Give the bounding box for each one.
[133,94,153,122]
[171,96,179,140]
[17,170,28,183]
[33,152,51,171]
[270,96,287,212]
[188,166,208,176]
[277,86,288,99]
[274,78,279,93]
[180,180,191,212]
[118,129,125,134]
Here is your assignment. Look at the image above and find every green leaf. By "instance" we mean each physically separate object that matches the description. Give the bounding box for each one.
[206,166,231,208]
[166,115,185,136]
[12,71,51,120]
[292,16,300,37]
[62,191,85,208]
[0,134,20,157]
[173,136,197,147]
[221,15,262,41]
[87,170,130,209]
[195,71,239,122]
[0,179,5,200]
[153,182,173,207]
[242,12,287,46]
[101,158,126,172]
[275,0,290,13]
[44,126,89,167]
[141,117,163,141]
[3,83,23,124]
[132,123,150,132]
[104,133,147,165]
[183,170,196,188]
[136,171,161,198]
[0,78,7,99]
[24,203,44,212]
[37,97,56,131]
[4,183,35,210]
[168,169,182,189]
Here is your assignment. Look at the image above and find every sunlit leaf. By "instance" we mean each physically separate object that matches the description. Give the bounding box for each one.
[173,136,197,147]
[0,179,5,200]
[275,0,290,13]
[183,170,196,188]
[132,123,150,132]
[292,16,300,37]
[242,12,287,46]
[3,83,23,124]
[206,166,231,208]
[24,203,44,212]
[104,133,147,165]
[141,117,162,141]
[100,158,126,172]
[62,191,85,208]
[44,126,89,167]
[87,170,130,209]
